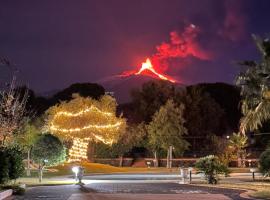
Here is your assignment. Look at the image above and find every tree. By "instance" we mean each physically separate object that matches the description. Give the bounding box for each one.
[195,155,229,184]
[112,123,147,166]
[196,83,241,131]
[6,146,25,182]
[259,148,270,177]
[236,35,270,133]
[32,134,65,182]
[228,132,248,168]
[0,147,24,184]
[147,99,189,167]
[181,87,226,154]
[0,78,28,146]
[15,119,40,176]
[131,80,181,122]
[51,82,105,103]
[208,135,235,166]
[0,148,9,184]
[45,94,126,162]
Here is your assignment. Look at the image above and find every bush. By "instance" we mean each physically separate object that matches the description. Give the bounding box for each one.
[195,155,229,184]
[32,134,66,166]
[2,185,26,195]
[0,148,9,184]
[32,134,66,182]
[7,147,25,181]
[259,149,270,176]
[0,147,24,185]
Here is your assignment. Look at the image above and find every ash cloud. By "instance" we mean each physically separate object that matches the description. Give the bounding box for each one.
[151,24,213,73]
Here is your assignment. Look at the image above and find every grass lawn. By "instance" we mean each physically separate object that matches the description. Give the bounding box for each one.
[48,162,178,176]
[197,180,270,199]
[250,190,270,199]
[17,162,178,186]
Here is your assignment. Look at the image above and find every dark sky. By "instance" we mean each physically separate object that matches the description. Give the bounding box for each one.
[0,0,270,93]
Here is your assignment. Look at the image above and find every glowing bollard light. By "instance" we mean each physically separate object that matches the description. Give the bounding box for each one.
[72,166,79,182]
[250,168,256,181]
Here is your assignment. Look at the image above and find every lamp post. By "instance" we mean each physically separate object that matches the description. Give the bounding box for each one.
[248,159,252,167]
[188,167,193,183]
[72,166,79,182]
[250,168,256,181]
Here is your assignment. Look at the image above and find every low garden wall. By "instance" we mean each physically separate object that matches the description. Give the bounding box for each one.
[94,157,259,168]
[94,158,133,167]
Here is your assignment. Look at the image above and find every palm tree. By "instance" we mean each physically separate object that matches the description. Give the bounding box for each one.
[236,35,270,133]
[228,132,248,168]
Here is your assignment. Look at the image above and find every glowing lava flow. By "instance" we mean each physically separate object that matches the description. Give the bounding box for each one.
[135,58,176,83]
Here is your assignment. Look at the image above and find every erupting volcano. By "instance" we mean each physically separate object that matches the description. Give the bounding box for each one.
[118,24,212,84]
[135,58,176,83]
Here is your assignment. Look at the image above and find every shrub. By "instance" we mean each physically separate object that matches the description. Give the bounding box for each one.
[0,148,9,185]
[195,155,229,184]
[259,148,270,177]
[6,147,25,181]
[2,185,26,195]
[0,147,24,185]
[32,134,66,166]
[32,134,66,182]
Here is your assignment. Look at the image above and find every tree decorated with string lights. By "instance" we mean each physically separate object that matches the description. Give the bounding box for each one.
[45,94,126,162]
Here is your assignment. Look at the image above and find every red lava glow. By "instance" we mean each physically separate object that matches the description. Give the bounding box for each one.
[119,24,212,83]
[135,58,176,83]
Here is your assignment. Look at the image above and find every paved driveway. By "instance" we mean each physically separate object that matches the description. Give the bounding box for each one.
[68,193,232,200]
[10,182,249,200]
[10,173,252,200]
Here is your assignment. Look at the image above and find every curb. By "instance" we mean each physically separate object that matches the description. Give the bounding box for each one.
[240,190,264,200]
[0,189,12,200]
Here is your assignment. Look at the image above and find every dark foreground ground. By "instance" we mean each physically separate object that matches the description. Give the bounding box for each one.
[9,182,249,200]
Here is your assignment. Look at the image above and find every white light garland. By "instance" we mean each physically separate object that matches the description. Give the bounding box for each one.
[47,96,125,162]
[50,121,122,133]
[54,105,113,117]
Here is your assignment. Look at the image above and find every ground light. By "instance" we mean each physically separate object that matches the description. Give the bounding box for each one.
[188,167,193,183]
[72,166,79,181]
[250,168,256,181]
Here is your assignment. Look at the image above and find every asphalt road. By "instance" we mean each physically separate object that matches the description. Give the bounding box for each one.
[9,173,253,200]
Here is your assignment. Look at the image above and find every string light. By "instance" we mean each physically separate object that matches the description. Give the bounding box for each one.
[47,95,126,162]
[68,138,89,162]
[50,121,122,133]
[54,105,113,117]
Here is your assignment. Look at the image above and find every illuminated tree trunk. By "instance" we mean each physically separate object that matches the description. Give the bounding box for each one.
[119,155,123,167]
[68,138,89,162]
[153,151,159,167]
[27,149,31,176]
[38,164,44,183]
[166,148,170,168]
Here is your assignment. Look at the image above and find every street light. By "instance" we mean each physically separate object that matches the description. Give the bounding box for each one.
[250,168,256,181]
[72,166,79,181]
[188,167,193,183]
[248,159,252,167]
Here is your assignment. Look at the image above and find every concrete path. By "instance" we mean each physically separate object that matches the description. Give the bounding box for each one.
[68,193,232,200]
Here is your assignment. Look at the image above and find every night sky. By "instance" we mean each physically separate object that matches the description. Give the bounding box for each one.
[0,0,270,93]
